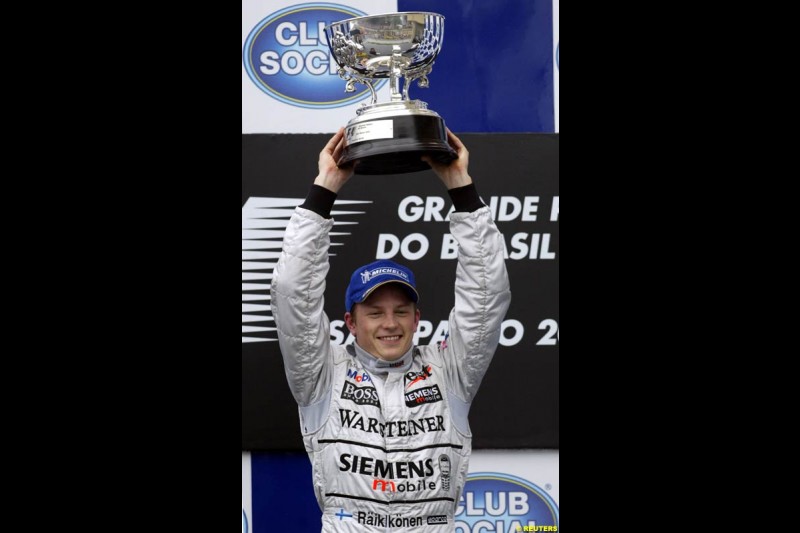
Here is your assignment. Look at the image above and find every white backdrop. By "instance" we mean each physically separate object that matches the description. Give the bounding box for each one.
[242,0,396,133]
[242,453,251,533]
[468,450,559,504]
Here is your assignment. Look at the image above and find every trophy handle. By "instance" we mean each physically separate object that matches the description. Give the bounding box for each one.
[402,65,433,100]
[337,68,378,106]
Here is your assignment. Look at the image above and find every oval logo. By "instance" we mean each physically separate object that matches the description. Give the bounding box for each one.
[455,472,559,531]
[243,3,386,109]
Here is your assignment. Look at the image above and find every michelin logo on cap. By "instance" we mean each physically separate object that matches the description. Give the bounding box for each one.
[361,267,410,284]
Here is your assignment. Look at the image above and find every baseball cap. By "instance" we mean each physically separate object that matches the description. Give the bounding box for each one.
[345,259,420,312]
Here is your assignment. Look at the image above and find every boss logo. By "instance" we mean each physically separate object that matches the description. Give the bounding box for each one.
[341,382,381,407]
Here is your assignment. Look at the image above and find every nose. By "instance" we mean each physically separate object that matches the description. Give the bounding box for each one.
[382,312,399,329]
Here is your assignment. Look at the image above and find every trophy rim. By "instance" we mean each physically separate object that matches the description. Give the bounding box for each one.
[325,11,445,30]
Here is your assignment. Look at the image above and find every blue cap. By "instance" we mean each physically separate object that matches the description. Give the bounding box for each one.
[345,259,419,312]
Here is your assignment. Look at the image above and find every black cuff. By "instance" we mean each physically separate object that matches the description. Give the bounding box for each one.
[300,184,338,219]
[448,183,484,213]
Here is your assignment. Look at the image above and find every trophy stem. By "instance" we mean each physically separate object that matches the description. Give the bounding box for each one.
[389,46,404,102]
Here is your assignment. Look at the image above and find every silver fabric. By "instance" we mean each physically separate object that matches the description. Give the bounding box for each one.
[271,206,511,532]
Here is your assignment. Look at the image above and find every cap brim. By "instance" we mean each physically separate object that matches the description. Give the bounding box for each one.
[359,280,419,305]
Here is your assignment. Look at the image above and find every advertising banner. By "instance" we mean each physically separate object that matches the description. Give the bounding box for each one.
[242,133,558,451]
[247,450,558,533]
[242,1,397,133]
[243,0,556,133]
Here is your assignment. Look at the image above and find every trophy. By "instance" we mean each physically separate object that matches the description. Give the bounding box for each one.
[325,12,457,175]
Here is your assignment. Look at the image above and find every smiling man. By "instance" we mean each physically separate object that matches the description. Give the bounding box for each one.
[270,128,511,532]
[344,260,420,362]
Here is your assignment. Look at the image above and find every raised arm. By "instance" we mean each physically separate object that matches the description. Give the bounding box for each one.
[426,130,512,402]
[270,129,354,407]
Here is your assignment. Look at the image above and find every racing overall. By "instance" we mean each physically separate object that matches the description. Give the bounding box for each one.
[272,202,511,532]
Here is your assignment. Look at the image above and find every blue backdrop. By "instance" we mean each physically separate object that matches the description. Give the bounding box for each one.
[252,453,320,531]
[396,0,554,132]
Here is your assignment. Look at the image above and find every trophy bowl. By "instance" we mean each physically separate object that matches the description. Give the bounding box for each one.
[325,12,457,175]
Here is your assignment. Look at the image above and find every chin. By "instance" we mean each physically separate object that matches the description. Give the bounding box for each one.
[381,346,411,361]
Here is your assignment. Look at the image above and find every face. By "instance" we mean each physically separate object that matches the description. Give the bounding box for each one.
[345,284,420,361]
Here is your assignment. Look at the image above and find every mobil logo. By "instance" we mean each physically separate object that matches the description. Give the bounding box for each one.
[243,3,386,108]
[347,368,371,383]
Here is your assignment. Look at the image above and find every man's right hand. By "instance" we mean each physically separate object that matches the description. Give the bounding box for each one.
[314,128,354,193]
[423,129,473,190]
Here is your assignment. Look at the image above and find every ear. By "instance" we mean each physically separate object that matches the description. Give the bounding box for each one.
[413,308,421,332]
[344,311,357,335]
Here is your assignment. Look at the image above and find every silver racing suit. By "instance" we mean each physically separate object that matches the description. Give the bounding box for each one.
[271,205,511,532]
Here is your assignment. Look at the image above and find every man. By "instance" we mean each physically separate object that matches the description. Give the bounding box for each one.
[271,127,511,532]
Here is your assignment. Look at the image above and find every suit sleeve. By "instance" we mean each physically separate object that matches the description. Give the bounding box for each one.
[270,207,334,407]
[441,206,512,403]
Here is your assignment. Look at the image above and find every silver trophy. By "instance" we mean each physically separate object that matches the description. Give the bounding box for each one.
[325,12,457,175]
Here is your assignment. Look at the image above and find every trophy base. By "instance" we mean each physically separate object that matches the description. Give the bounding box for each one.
[338,114,457,175]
